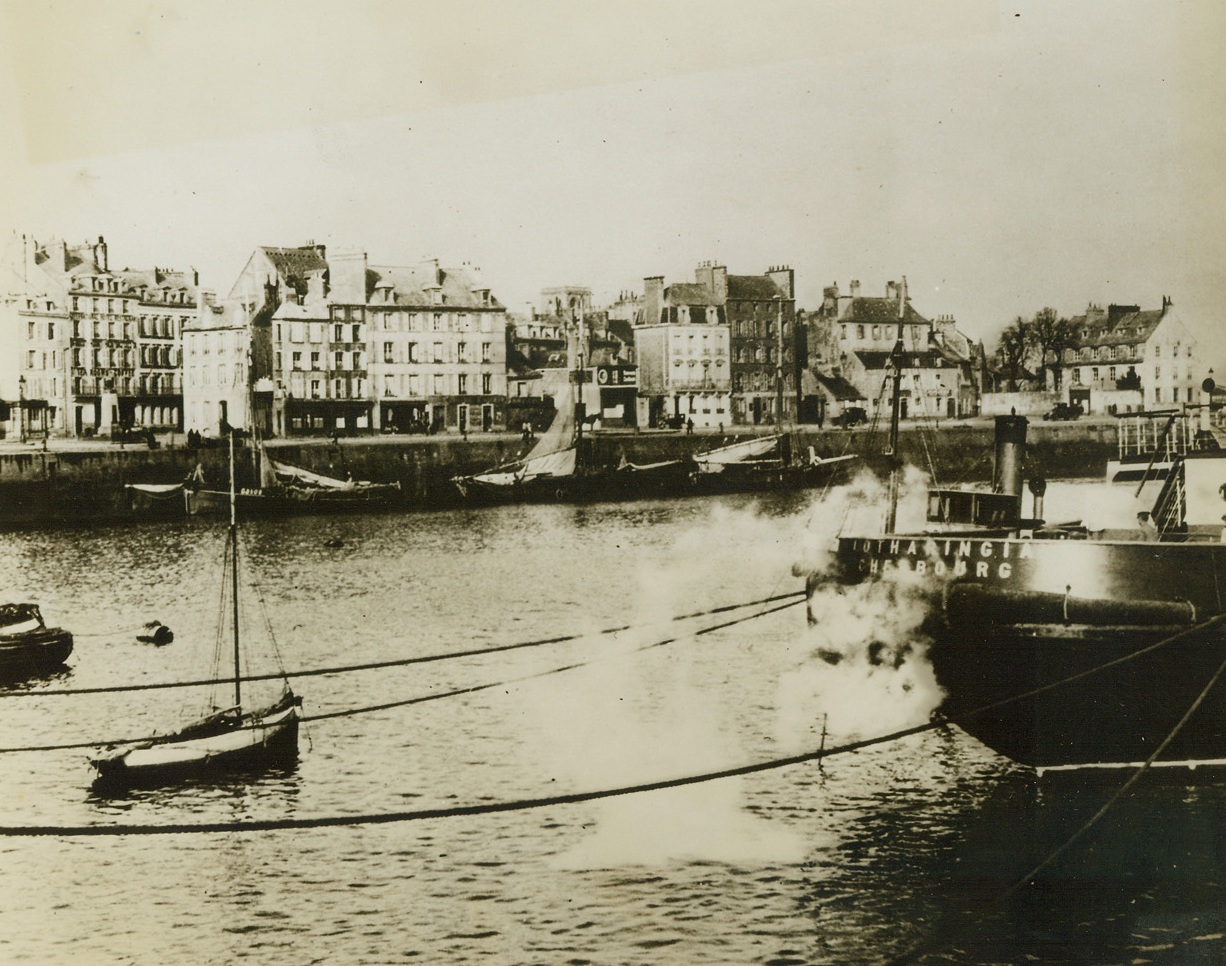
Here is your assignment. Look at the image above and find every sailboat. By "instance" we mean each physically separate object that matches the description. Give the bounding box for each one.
[192,443,400,517]
[690,433,856,496]
[91,431,301,789]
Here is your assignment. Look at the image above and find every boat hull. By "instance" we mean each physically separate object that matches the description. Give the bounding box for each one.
[192,485,400,518]
[0,628,73,680]
[830,534,1226,769]
[91,700,300,789]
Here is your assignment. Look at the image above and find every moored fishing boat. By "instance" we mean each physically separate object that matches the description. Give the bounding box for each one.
[193,444,400,516]
[91,430,301,790]
[0,603,73,679]
[803,279,1226,771]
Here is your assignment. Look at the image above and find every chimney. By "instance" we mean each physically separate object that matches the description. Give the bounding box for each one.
[329,249,369,304]
[643,276,664,326]
[766,265,793,300]
[849,279,861,298]
[711,264,727,304]
[885,280,898,300]
[94,235,108,272]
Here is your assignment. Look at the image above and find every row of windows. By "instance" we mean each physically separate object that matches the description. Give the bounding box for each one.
[71,291,192,312]
[1070,365,1193,384]
[186,330,246,356]
[187,364,246,388]
[368,311,500,334]
[281,351,365,372]
[381,341,493,364]
[841,322,926,342]
[380,373,495,397]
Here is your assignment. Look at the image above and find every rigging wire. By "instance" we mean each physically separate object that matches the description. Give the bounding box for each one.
[3,615,1225,836]
[0,598,804,754]
[0,591,804,700]
[884,620,1226,966]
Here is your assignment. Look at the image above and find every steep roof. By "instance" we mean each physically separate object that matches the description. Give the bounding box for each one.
[1072,308,1164,347]
[369,264,503,309]
[664,282,716,306]
[841,298,929,325]
[260,246,328,281]
[727,275,787,300]
[812,371,866,401]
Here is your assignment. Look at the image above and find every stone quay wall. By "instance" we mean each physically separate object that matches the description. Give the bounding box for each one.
[0,420,1119,529]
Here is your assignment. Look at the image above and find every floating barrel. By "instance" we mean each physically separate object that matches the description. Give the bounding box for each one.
[944,583,1196,628]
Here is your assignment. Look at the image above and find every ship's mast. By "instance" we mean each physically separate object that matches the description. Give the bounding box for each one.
[884,277,907,533]
[229,428,241,710]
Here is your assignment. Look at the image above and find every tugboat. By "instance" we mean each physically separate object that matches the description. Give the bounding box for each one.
[803,282,1226,771]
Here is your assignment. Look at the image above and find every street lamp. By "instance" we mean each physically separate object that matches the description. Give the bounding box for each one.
[17,375,25,444]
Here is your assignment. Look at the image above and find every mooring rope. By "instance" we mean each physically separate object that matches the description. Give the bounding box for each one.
[0,591,803,700]
[4,612,1226,836]
[0,598,804,755]
[0,719,939,838]
[884,617,1226,966]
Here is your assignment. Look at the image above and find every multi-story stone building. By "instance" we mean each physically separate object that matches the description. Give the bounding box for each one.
[813,279,977,419]
[1,234,192,438]
[635,262,795,427]
[1060,299,1199,411]
[364,256,508,434]
[187,244,509,438]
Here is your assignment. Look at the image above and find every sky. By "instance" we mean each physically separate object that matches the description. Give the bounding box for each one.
[2,0,1224,369]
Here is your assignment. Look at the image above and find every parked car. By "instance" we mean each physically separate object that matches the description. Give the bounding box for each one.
[1043,402,1084,421]
[831,406,869,428]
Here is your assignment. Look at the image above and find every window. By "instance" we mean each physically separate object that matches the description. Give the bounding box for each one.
[352,324,361,342]
[409,374,420,395]
[276,352,282,372]
[482,373,491,394]
[335,351,344,369]
[433,374,444,395]
[334,324,344,342]
[432,313,443,331]
[408,342,418,363]
[1155,366,1161,380]
[458,374,468,394]
[433,342,444,363]
[311,352,321,370]
[856,325,865,339]
[481,342,491,363]
[292,352,302,369]
[311,380,321,398]
[384,342,395,364]
[457,342,467,363]
[1154,344,1161,358]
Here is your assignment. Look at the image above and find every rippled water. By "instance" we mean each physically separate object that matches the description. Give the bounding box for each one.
[1,489,1225,965]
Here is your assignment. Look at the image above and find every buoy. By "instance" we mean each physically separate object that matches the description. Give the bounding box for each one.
[137,621,174,646]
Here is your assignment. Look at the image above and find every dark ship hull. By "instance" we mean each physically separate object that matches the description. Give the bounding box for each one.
[831,535,1226,769]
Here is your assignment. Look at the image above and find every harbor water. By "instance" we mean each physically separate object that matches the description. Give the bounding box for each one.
[2,486,1225,965]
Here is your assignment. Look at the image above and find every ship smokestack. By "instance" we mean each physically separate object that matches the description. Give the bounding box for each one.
[993,415,1028,498]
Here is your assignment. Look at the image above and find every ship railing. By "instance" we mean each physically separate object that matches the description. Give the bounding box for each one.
[1151,461,1185,535]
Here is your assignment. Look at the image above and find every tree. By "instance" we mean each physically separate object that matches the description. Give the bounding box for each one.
[1029,307,1073,391]
[997,316,1030,392]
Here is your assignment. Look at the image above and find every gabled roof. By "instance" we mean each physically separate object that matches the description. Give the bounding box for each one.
[812,371,865,401]
[260,246,328,281]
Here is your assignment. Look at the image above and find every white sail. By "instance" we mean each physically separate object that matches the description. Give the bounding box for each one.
[694,434,781,472]
[266,454,357,490]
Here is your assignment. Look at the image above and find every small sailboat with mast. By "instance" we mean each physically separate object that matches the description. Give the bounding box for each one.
[91,430,301,790]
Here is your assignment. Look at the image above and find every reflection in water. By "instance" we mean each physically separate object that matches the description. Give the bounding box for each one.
[0,492,1223,964]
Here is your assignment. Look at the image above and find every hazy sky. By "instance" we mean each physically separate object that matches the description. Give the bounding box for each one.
[3,0,1223,366]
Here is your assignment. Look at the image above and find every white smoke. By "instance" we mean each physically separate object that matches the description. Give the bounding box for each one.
[780,465,945,745]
